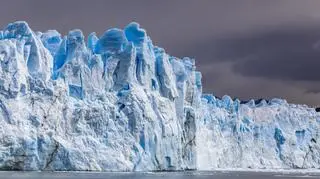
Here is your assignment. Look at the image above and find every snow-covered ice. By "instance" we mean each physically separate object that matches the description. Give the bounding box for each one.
[0,21,319,171]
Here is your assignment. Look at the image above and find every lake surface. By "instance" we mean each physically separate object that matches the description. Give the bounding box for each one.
[1,170,320,179]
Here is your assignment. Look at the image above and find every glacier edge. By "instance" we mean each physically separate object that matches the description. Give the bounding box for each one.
[0,21,319,171]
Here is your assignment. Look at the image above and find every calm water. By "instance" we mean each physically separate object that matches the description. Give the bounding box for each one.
[0,171,319,179]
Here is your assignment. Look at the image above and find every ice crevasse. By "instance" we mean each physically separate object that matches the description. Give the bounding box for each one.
[0,21,319,171]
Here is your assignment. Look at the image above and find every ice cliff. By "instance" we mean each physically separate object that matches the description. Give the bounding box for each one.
[0,21,319,171]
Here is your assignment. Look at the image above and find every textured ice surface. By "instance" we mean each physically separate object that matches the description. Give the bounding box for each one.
[197,96,320,170]
[0,21,319,171]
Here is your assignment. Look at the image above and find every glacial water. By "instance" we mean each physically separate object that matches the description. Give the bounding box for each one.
[1,171,320,179]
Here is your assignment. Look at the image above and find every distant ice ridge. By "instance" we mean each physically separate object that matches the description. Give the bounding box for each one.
[0,21,319,171]
[198,96,320,169]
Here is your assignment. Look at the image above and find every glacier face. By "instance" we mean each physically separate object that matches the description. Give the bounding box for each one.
[197,96,320,169]
[0,21,319,171]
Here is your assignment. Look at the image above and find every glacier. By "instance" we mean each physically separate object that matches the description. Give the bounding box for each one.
[0,21,319,171]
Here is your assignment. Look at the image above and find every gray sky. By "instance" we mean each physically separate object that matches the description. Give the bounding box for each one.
[1,0,320,106]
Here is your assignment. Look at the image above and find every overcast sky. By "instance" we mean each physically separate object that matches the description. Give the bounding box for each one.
[1,0,320,106]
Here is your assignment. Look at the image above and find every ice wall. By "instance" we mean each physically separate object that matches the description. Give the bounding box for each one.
[197,95,320,169]
[0,21,319,171]
[0,21,201,171]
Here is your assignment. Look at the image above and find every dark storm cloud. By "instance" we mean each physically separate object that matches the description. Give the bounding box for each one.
[175,22,320,105]
[2,0,320,105]
[210,25,320,93]
[215,26,320,81]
